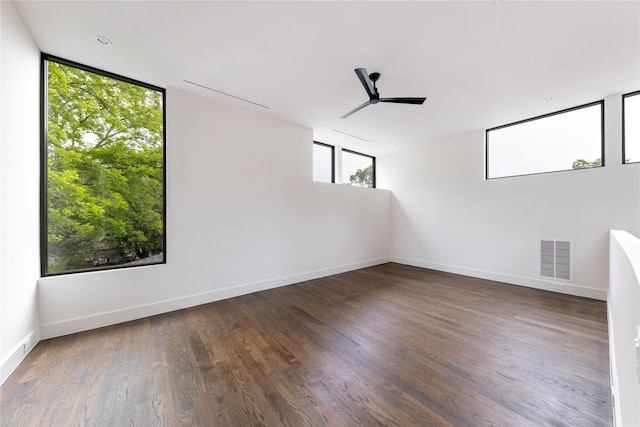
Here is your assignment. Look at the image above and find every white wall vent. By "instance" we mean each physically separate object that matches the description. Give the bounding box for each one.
[540,240,572,281]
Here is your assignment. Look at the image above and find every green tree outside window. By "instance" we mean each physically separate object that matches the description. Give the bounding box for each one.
[44,58,165,274]
[571,158,601,169]
[349,165,374,187]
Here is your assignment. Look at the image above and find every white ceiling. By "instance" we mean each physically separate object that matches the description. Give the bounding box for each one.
[12,0,640,155]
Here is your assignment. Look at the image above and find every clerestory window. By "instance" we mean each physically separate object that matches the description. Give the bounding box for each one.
[623,91,640,164]
[486,101,604,179]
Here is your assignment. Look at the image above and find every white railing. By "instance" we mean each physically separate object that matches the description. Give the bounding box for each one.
[609,230,640,427]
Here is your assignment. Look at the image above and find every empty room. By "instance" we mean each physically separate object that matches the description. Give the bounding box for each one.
[1,1,639,426]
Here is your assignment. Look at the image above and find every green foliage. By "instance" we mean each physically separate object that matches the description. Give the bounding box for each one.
[46,60,164,273]
[571,158,602,169]
[348,165,374,187]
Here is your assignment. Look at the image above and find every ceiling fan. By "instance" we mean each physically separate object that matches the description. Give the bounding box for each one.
[340,68,426,119]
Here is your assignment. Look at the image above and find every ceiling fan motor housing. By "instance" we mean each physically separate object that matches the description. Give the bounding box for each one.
[369,73,381,102]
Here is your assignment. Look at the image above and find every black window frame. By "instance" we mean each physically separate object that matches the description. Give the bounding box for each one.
[342,148,376,188]
[623,90,640,165]
[40,53,167,276]
[485,100,605,179]
[312,141,335,183]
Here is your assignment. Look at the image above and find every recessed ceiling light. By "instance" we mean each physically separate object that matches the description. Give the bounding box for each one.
[95,36,112,46]
[544,96,554,102]
[308,112,314,116]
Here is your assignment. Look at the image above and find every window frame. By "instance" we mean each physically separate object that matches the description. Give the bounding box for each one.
[623,90,640,165]
[341,148,376,188]
[312,141,335,183]
[40,53,167,276]
[485,100,605,180]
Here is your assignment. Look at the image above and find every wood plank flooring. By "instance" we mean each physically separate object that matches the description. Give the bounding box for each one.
[0,263,612,426]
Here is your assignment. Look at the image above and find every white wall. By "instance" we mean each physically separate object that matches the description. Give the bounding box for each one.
[37,87,391,339]
[0,1,42,383]
[608,230,640,427]
[379,94,640,300]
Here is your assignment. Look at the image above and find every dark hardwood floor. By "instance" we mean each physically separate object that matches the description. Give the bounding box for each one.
[1,263,612,426]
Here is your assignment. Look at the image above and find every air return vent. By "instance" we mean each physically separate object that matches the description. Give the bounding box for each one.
[540,240,571,281]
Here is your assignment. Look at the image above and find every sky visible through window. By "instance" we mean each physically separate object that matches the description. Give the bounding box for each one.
[625,93,640,163]
[313,143,332,182]
[487,103,603,179]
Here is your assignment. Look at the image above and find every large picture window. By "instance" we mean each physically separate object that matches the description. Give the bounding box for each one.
[42,55,166,275]
[623,91,640,164]
[486,101,604,179]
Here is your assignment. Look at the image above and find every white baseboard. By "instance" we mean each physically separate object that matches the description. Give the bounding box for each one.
[391,256,607,301]
[1,329,40,385]
[39,257,391,340]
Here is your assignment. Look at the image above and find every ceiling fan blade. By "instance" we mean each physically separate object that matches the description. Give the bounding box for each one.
[380,97,427,105]
[354,68,376,99]
[340,100,373,119]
